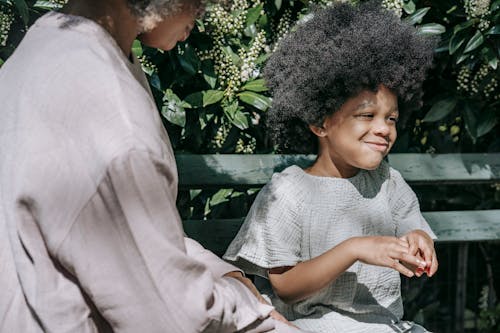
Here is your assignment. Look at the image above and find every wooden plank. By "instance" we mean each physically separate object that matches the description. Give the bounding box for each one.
[175,153,500,189]
[183,210,500,256]
[388,153,500,185]
[423,210,500,242]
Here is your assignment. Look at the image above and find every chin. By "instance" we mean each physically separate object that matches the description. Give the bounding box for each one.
[358,158,384,171]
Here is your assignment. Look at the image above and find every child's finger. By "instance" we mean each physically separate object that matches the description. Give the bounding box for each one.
[419,242,434,266]
[427,251,438,276]
[394,251,426,268]
[390,259,414,277]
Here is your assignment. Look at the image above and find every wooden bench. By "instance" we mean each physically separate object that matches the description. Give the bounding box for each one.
[176,153,500,332]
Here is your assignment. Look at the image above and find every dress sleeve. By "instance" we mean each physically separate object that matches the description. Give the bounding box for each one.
[223,171,302,278]
[184,237,244,278]
[388,168,437,239]
[55,149,273,333]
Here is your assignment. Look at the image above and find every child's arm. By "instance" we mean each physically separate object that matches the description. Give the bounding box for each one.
[268,236,425,304]
[399,229,438,277]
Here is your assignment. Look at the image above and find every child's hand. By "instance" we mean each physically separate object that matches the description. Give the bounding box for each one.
[399,230,438,277]
[353,236,427,278]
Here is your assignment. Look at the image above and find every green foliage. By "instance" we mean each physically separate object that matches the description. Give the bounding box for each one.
[408,0,499,152]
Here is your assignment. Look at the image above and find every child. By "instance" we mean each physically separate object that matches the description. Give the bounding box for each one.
[224,1,438,332]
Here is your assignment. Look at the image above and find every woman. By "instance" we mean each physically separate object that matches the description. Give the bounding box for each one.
[0,0,302,332]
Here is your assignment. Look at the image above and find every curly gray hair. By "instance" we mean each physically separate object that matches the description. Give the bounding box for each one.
[127,0,205,31]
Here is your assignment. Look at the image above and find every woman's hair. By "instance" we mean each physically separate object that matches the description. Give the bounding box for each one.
[127,0,205,31]
[263,1,436,153]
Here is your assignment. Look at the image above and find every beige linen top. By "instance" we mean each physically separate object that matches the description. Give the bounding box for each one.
[0,12,285,333]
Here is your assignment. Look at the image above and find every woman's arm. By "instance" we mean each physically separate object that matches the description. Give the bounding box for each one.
[269,236,425,303]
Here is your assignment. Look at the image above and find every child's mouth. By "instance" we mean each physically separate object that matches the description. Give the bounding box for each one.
[364,141,389,152]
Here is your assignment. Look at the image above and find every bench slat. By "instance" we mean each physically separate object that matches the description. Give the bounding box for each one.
[176,153,500,189]
[183,210,500,256]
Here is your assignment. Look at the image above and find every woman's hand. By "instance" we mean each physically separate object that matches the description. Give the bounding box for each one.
[223,271,296,327]
[399,230,438,277]
[351,236,427,278]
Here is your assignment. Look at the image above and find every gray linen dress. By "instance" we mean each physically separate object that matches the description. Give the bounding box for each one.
[0,12,306,333]
[224,163,436,333]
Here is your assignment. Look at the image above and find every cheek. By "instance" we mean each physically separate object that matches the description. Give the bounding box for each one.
[390,127,397,142]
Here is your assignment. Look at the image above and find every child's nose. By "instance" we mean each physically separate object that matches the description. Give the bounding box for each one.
[373,119,390,136]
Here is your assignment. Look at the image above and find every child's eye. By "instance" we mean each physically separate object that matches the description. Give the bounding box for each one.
[389,116,399,123]
[356,114,374,119]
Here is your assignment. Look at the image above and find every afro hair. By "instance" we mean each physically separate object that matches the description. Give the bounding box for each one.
[263,1,436,153]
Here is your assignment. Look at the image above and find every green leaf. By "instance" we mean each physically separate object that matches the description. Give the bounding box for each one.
[456,53,470,64]
[476,109,497,137]
[177,44,200,75]
[246,4,262,26]
[492,0,500,12]
[201,61,217,88]
[483,48,498,69]
[195,19,205,32]
[161,89,187,127]
[423,97,457,122]
[202,90,224,107]
[13,0,29,25]
[221,46,241,66]
[453,20,476,34]
[486,25,500,35]
[223,101,239,119]
[131,40,143,57]
[463,31,484,53]
[258,13,268,26]
[241,79,268,92]
[231,111,249,130]
[449,33,467,55]
[210,189,233,206]
[402,0,416,14]
[185,92,203,108]
[403,7,430,25]
[189,189,202,200]
[33,0,63,9]
[244,24,257,38]
[0,58,4,67]
[462,101,479,141]
[417,23,446,36]
[238,91,271,111]
[274,0,282,11]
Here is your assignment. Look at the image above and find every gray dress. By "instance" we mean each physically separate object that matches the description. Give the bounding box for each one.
[224,163,436,333]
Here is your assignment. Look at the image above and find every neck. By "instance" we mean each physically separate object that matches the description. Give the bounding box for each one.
[61,0,139,56]
[306,145,359,179]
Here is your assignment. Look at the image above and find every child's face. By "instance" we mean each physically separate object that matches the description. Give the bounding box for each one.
[316,85,398,175]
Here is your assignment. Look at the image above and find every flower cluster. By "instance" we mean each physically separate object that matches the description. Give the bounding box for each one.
[457,63,499,100]
[51,0,68,5]
[464,0,491,31]
[381,0,403,17]
[0,7,14,47]
[211,120,231,149]
[272,8,292,51]
[239,30,266,82]
[138,54,158,75]
[235,136,256,153]
[199,0,268,97]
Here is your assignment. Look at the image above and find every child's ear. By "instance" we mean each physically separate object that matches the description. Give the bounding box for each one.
[309,124,327,137]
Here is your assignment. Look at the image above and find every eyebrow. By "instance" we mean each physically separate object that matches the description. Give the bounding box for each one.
[353,100,375,111]
[353,100,399,114]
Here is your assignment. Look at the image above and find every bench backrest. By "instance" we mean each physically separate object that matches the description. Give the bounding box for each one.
[177,153,500,256]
